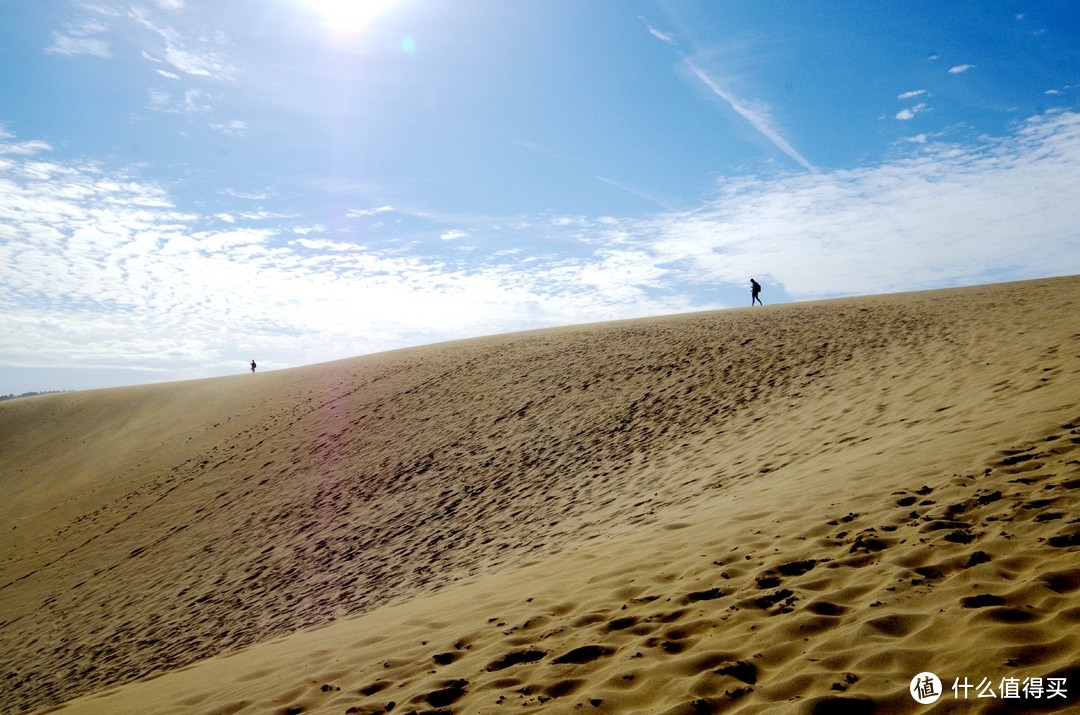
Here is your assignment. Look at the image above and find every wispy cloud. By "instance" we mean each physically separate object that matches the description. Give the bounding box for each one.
[647,26,676,45]
[641,19,815,174]
[47,1,241,141]
[347,205,396,217]
[896,103,927,120]
[293,238,365,252]
[47,35,111,57]
[46,18,112,58]
[210,119,248,136]
[0,136,53,156]
[627,111,1080,297]
[949,64,976,74]
[238,209,295,221]
[594,176,673,210]
[550,216,592,228]
[898,89,927,100]
[440,229,467,241]
[130,6,237,81]
[219,188,271,201]
[146,87,213,116]
[683,61,816,173]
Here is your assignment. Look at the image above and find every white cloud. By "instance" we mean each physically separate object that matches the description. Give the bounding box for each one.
[0,139,53,156]
[146,87,213,115]
[70,17,110,35]
[625,111,1080,298]
[896,103,927,120]
[648,26,676,45]
[440,229,467,241]
[130,6,237,81]
[155,68,181,80]
[238,210,294,220]
[210,120,248,136]
[146,87,172,111]
[347,205,395,217]
[551,216,591,228]
[293,238,366,252]
[187,228,277,252]
[898,89,927,100]
[219,188,271,201]
[46,16,113,57]
[949,64,976,74]
[46,32,111,58]
[164,45,230,78]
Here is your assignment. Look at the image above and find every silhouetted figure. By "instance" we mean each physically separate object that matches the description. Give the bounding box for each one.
[250,360,257,373]
[750,278,763,306]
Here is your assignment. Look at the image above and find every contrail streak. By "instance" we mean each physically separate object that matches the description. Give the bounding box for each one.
[685,59,817,173]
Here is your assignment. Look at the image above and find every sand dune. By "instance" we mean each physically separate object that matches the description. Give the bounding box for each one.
[1,276,1078,714]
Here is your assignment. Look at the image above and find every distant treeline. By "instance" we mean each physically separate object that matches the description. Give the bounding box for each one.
[0,390,71,402]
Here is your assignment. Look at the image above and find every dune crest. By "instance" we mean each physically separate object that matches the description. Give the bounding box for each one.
[2,276,1078,714]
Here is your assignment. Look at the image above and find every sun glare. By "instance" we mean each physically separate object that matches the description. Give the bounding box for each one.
[304,0,400,35]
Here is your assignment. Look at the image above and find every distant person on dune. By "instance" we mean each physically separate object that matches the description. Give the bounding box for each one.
[250,360,257,373]
[750,278,763,306]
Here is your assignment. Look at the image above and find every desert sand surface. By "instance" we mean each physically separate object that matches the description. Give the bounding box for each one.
[2,276,1078,715]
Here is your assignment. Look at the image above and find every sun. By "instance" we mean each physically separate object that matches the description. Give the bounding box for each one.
[304,0,400,35]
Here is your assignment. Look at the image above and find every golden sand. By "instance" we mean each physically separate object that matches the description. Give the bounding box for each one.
[1,276,1078,714]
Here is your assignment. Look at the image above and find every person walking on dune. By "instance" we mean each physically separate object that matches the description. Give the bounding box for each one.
[250,359,257,373]
[750,278,763,306]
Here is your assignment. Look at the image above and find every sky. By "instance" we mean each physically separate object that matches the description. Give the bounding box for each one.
[1,0,1078,394]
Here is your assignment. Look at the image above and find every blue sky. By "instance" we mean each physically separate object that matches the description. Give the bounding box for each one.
[1,0,1078,393]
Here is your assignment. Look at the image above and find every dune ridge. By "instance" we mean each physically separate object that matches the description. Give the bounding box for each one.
[1,276,1078,714]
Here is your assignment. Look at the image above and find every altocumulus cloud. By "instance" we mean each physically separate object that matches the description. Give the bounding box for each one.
[0,130,695,380]
[1,112,1078,382]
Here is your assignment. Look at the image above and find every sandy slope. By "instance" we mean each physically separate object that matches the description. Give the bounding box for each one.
[1,276,1078,715]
